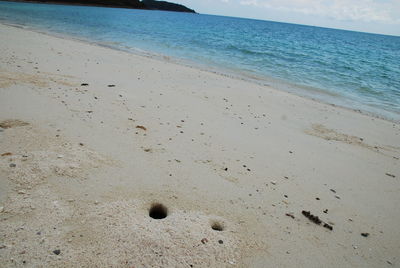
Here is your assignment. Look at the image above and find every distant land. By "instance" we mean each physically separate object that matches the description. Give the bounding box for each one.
[3,0,196,13]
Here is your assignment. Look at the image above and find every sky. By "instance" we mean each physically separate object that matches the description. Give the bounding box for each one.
[175,0,400,36]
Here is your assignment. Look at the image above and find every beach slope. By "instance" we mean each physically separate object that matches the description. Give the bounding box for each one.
[0,24,399,267]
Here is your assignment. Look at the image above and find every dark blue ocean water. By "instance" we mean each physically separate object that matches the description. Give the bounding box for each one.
[1,1,399,120]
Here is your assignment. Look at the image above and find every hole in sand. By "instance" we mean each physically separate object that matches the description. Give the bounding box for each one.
[149,203,168,220]
[211,221,224,231]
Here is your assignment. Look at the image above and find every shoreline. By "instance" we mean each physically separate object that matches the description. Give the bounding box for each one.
[0,22,399,267]
[1,20,397,124]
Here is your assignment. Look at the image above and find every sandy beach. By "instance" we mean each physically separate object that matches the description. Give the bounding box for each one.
[0,23,399,267]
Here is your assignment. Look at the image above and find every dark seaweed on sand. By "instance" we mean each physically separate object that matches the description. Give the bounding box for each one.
[302,210,333,231]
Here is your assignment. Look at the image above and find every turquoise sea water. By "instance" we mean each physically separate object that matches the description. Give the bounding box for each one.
[1,1,399,121]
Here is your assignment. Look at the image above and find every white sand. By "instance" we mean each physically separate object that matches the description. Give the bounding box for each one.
[0,23,399,267]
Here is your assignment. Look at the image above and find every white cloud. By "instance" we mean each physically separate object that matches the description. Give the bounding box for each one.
[239,0,400,24]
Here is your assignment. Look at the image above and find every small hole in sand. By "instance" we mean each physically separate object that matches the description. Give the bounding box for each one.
[149,203,168,220]
[211,222,224,231]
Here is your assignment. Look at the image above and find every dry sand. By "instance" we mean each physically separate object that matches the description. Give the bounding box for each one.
[0,23,399,267]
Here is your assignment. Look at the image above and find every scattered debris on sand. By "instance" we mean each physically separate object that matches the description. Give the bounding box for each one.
[323,223,333,231]
[285,213,295,219]
[302,210,322,225]
[136,125,147,131]
[385,173,396,178]
[302,210,333,231]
